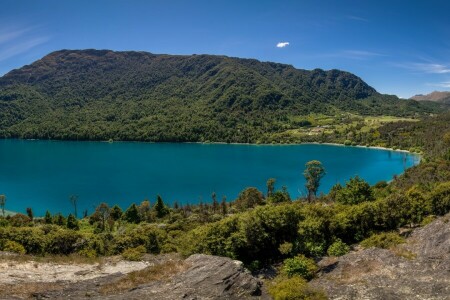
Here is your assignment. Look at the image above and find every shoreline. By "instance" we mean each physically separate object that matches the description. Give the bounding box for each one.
[9,138,422,156]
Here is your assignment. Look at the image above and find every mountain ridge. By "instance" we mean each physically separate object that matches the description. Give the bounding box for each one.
[0,49,439,143]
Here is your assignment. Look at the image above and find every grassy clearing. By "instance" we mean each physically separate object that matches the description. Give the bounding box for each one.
[283,114,418,139]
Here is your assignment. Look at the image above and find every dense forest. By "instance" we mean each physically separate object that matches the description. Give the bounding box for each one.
[0,49,445,143]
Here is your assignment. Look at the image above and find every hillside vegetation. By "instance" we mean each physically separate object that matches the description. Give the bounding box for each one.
[0,49,442,143]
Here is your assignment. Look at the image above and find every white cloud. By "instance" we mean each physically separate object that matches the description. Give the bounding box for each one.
[342,50,385,59]
[346,15,369,22]
[0,24,49,62]
[0,27,33,45]
[276,42,290,48]
[428,81,450,88]
[395,62,450,74]
[0,37,49,62]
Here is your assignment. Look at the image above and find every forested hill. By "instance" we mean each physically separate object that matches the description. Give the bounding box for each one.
[0,49,439,142]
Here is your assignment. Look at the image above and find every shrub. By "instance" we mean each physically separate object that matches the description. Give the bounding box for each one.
[420,215,436,226]
[78,248,97,258]
[279,242,293,256]
[46,229,82,254]
[0,227,47,254]
[334,176,374,205]
[122,245,146,261]
[9,214,31,227]
[360,232,405,249]
[327,239,350,257]
[235,187,265,211]
[268,275,327,300]
[3,240,26,254]
[344,140,352,146]
[282,255,317,280]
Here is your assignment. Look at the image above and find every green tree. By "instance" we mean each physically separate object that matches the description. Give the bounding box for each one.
[154,195,169,218]
[123,203,141,224]
[69,195,78,218]
[267,178,276,197]
[0,195,6,217]
[334,176,374,205]
[303,160,326,202]
[26,208,33,221]
[235,187,265,211]
[110,205,123,221]
[67,213,79,230]
[95,203,111,232]
[211,192,218,213]
[44,210,53,224]
[220,196,228,215]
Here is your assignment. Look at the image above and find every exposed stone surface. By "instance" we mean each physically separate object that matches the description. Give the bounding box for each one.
[100,254,269,300]
[311,214,450,300]
[0,254,268,299]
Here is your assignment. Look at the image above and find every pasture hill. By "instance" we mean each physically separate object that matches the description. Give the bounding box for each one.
[0,49,440,143]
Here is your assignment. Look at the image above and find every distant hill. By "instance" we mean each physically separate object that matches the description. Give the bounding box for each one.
[411,91,450,103]
[0,49,441,142]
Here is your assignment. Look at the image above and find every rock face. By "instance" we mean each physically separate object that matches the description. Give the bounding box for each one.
[15,254,268,300]
[102,254,269,300]
[311,214,450,300]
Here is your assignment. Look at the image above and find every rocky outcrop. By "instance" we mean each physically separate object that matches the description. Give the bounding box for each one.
[3,254,268,299]
[311,214,450,300]
[101,254,269,300]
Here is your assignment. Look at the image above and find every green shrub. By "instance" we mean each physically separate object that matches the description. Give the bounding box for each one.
[122,245,146,261]
[46,229,82,254]
[3,240,26,254]
[420,215,436,226]
[78,248,97,258]
[268,275,327,300]
[282,255,317,280]
[0,227,47,254]
[327,239,350,257]
[360,232,405,249]
[279,242,293,256]
[9,214,31,227]
[343,140,352,146]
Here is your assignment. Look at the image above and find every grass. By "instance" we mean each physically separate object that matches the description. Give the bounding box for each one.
[0,282,64,298]
[0,252,103,265]
[100,259,188,295]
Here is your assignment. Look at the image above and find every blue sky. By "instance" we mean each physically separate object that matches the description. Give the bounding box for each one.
[0,0,449,98]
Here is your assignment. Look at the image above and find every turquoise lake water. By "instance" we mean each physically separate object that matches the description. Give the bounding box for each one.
[0,139,420,216]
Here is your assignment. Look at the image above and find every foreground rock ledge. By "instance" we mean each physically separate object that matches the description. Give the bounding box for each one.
[310,213,450,300]
[1,254,269,300]
[100,254,269,300]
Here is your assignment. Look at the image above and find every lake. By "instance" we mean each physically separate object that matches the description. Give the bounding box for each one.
[0,139,419,216]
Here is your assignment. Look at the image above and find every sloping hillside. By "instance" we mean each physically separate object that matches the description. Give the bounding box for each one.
[0,49,437,142]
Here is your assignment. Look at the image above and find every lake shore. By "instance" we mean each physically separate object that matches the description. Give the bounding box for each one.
[19,138,420,156]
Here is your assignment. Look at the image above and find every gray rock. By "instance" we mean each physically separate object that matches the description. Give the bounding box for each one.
[311,214,450,300]
[102,254,269,300]
[30,254,269,300]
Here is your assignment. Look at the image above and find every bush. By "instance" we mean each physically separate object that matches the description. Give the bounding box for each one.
[3,240,26,254]
[46,229,82,254]
[78,248,97,258]
[420,215,436,226]
[279,242,293,256]
[360,232,405,249]
[9,214,31,227]
[327,239,350,257]
[235,187,265,211]
[344,140,352,146]
[0,227,47,254]
[268,275,327,300]
[282,255,317,280]
[122,245,146,261]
